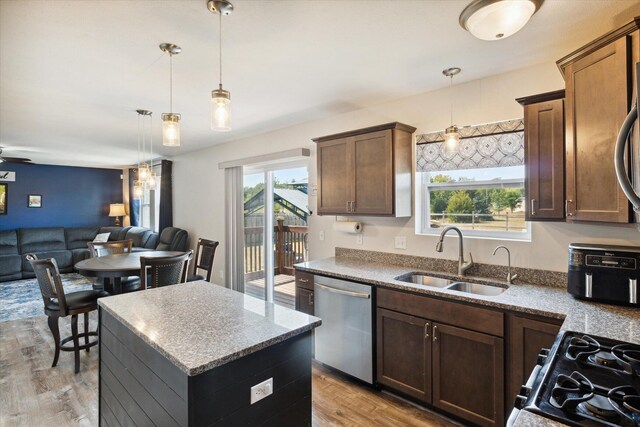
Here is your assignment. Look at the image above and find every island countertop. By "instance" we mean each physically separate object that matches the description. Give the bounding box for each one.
[98,281,321,376]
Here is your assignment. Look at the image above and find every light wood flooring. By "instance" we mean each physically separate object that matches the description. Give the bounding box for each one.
[0,314,458,427]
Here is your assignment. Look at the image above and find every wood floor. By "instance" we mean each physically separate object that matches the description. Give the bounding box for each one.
[0,314,458,427]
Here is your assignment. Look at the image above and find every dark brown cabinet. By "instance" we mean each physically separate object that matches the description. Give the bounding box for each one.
[518,91,565,221]
[557,19,640,223]
[506,314,561,409]
[376,288,505,427]
[294,270,314,315]
[376,308,431,402]
[432,323,504,427]
[314,122,416,217]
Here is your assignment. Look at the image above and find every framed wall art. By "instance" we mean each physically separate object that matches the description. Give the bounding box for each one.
[28,194,42,208]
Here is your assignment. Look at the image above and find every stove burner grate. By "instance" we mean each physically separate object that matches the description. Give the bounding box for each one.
[550,371,595,410]
[608,385,640,426]
[567,335,601,361]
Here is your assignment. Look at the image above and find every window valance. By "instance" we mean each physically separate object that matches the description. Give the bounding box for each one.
[416,119,524,172]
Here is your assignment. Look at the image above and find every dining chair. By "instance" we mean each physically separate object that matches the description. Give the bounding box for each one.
[141,250,193,289]
[187,238,219,282]
[27,254,108,374]
[87,239,142,293]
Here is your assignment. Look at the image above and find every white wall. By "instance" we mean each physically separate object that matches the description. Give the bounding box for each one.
[173,62,639,284]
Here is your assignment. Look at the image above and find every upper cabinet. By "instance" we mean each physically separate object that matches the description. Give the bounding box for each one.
[557,18,640,223]
[517,90,566,221]
[313,122,416,217]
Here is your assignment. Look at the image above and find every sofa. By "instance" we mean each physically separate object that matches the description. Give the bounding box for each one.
[0,226,188,282]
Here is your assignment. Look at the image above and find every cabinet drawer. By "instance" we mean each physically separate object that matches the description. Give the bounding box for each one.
[295,270,314,290]
[377,288,504,337]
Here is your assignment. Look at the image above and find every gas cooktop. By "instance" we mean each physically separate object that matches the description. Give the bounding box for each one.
[515,332,640,426]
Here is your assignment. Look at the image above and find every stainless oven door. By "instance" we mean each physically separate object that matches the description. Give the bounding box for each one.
[314,276,373,384]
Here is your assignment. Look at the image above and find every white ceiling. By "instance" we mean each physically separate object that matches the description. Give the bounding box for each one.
[1,0,639,168]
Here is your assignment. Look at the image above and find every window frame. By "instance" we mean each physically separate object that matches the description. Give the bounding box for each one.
[417,171,531,241]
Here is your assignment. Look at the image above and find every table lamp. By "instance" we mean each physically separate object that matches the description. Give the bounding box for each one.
[109,203,126,226]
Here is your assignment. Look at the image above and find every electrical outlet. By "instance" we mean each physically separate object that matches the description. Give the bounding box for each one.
[250,378,273,404]
[319,230,325,241]
[219,270,224,279]
[395,236,407,250]
[356,234,363,245]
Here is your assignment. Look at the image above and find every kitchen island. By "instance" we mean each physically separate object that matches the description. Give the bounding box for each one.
[97,281,321,427]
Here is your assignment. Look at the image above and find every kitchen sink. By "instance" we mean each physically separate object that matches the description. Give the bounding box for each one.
[446,282,507,296]
[395,273,453,288]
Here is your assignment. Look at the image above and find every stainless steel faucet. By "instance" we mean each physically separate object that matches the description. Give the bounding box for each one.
[435,226,474,276]
[493,245,518,284]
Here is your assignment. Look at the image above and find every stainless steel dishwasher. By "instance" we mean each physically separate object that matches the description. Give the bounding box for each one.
[313,275,373,384]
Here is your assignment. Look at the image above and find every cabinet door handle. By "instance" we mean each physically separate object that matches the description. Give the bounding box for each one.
[352,201,356,212]
[530,199,536,216]
[433,325,438,342]
[309,292,314,306]
[346,201,350,212]
[565,199,573,217]
[298,278,308,284]
[424,322,430,339]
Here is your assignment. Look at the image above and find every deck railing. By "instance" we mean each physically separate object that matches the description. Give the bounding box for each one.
[244,219,308,279]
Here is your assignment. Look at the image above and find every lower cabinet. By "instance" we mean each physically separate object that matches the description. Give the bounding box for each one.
[506,314,561,410]
[294,270,314,315]
[432,323,504,426]
[376,308,431,402]
[376,288,505,427]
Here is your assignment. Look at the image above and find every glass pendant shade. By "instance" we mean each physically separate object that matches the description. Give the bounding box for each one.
[138,163,150,182]
[444,125,461,154]
[211,87,231,131]
[133,181,144,199]
[460,0,540,41]
[162,113,181,147]
[147,172,157,188]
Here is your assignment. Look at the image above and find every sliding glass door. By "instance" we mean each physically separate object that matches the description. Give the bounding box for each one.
[242,165,308,308]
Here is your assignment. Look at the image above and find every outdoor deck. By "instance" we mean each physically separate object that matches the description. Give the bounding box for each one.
[245,274,296,309]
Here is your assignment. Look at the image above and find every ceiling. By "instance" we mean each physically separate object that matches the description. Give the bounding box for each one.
[1,0,639,168]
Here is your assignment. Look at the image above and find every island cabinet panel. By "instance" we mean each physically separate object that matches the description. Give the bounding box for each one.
[376,308,431,402]
[562,36,632,223]
[313,122,416,217]
[506,314,562,411]
[100,309,188,427]
[432,323,504,427]
[518,91,565,221]
[99,309,313,427]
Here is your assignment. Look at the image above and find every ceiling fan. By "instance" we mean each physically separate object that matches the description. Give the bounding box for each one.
[0,147,33,164]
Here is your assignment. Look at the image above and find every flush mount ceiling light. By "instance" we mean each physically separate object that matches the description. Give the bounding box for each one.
[443,67,461,154]
[160,43,182,147]
[207,0,233,132]
[459,0,543,41]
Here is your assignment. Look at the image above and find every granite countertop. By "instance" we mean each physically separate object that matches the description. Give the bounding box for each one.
[98,281,321,376]
[295,257,640,345]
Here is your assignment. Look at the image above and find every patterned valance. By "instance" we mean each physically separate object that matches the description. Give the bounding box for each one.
[416,119,524,172]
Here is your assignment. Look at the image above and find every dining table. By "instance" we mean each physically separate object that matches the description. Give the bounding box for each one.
[74,251,184,294]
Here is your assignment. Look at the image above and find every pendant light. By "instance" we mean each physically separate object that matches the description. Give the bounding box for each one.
[134,109,155,199]
[160,43,182,146]
[443,67,461,154]
[459,0,543,41]
[207,0,233,132]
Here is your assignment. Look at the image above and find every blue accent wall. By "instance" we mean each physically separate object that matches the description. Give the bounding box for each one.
[0,163,123,230]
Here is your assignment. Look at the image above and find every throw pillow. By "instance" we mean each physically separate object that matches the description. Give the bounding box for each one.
[93,232,110,243]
